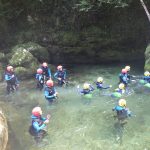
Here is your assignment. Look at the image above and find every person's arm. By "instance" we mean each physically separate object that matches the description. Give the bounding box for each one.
[63,71,66,80]
[89,85,94,91]
[5,74,12,81]
[54,72,58,79]
[33,121,46,132]
[48,68,51,78]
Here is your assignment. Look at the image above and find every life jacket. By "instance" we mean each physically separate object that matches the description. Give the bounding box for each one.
[41,66,49,77]
[5,71,17,84]
[119,73,128,84]
[115,106,128,120]
[56,70,65,79]
[36,74,44,83]
[116,88,124,94]
[45,86,55,96]
[31,116,44,130]
[96,82,103,89]
[82,89,91,95]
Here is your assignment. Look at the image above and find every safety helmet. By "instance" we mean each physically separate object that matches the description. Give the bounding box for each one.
[144,71,150,76]
[42,62,48,67]
[121,69,127,74]
[46,80,54,87]
[118,99,126,107]
[57,65,62,70]
[83,83,90,90]
[97,77,103,83]
[32,107,42,117]
[125,66,130,71]
[37,68,43,74]
[7,66,13,72]
[119,83,125,89]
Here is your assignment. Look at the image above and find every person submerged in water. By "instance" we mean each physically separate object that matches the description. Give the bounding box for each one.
[29,107,51,143]
[36,68,44,90]
[143,71,150,83]
[44,80,58,104]
[112,99,131,123]
[54,65,67,86]
[115,83,125,94]
[96,77,112,90]
[4,65,19,95]
[78,83,94,95]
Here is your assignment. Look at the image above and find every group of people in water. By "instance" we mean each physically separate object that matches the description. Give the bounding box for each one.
[3,63,150,143]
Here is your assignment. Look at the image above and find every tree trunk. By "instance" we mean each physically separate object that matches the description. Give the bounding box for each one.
[140,0,150,22]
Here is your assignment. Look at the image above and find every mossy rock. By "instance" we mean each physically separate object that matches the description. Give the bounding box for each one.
[58,31,80,46]
[0,53,7,63]
[15,67,35,79]
[144,44,150,71]
[9,48,39,78]
[11,42,49,62]
[9,48,37,66]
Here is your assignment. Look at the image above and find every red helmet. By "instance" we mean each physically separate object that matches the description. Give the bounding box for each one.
[42,62,48,67]
[121,69,127,74]
[37,68,43,74]
[57,65,62,70]
[32,107,42,117]
[46,80,54,87]
[7,66,13,72]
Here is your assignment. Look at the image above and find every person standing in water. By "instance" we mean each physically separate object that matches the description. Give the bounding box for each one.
[29,107,51,143]
[54,65,67,86]
[119,69,129,86]
[4,65,19,95]
[36,68,44,90]
[40,62,51,82]
[44,80,58,104]
[112,99,131,124]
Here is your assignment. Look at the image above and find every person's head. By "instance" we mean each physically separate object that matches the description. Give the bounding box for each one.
[121,68,127,74]
[125,66,130,72]
[46,80,54,87]
[57,65,63,71]
[37,68,43,74]
[42,62,48,68]
[83,83,90,90]
[144,71,150,76]
[97,77,103,83]
[119,83,125,90]
[118,99,126,107]
[7,65,13,72]
[32,107,42,117]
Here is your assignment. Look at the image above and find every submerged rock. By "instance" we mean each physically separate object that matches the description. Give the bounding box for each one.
[0,110,8,150]
[144,44,150,71]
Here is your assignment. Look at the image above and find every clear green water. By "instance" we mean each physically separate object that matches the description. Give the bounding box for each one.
[1,64,150,150]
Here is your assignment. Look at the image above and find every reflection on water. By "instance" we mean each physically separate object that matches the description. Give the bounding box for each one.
[1,63,150,150]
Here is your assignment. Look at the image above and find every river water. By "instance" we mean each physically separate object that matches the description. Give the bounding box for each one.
[0,63,150,150]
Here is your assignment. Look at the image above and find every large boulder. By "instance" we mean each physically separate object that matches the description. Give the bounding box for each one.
[144,44,150,71]
[11,42,49,62]
[0,110,8,150]
[9,48,38,78]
